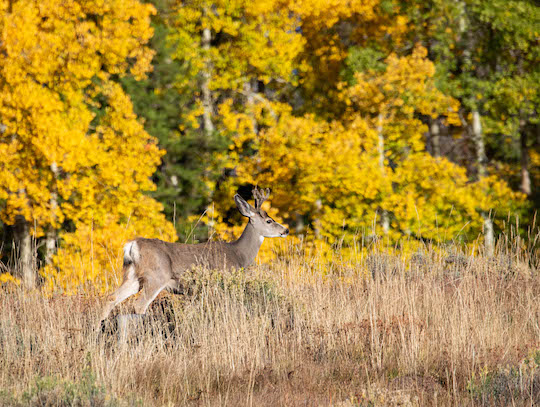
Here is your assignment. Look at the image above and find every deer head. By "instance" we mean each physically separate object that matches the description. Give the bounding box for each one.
[234,187,289,238]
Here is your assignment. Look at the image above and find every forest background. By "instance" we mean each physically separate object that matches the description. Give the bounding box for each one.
[0,0,538,292]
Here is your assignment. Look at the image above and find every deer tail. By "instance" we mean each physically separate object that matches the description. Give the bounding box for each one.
[123,240,140,266]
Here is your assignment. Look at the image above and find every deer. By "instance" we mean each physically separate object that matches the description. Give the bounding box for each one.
[98,187,289,327]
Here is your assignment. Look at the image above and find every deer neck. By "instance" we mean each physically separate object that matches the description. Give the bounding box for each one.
[230,221,264,268]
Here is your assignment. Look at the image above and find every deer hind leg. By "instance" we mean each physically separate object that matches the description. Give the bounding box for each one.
[133,273,169,315]
[98,265,140,326]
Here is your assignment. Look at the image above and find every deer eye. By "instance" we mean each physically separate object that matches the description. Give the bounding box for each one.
[266,219,272,224]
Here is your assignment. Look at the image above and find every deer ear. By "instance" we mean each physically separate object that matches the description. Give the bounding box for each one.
[234,194,255,218]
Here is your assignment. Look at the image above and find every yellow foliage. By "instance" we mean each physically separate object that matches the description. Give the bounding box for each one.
[0,272,21,288]
[346,46,460,123]
[469,175,525,216]
[0,0,175,292]
[203,42,522,249]
[294,0,410,113]
[387,154,480,240]
[170,0,304,90]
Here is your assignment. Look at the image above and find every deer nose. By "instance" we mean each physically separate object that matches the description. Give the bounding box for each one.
[282,229,289,236]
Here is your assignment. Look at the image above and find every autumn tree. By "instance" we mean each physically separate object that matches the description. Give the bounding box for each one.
[212,46,521,248]
[163,0,306,242]
[289,0,409,117]
[0,0,176,290]
[398,0,539,248]
[121,0,227,242]
[194,0,525,250]
[170,0,304,125]
[168,0,303,148]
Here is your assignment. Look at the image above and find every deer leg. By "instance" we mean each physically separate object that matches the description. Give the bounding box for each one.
[133,276,168,315]
[98,269,140,326]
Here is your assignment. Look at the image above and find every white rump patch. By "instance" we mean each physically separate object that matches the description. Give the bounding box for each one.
[123,240,140,264]
[125,264,136,280]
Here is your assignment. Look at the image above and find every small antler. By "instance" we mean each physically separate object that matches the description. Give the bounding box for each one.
[252,187,270,210]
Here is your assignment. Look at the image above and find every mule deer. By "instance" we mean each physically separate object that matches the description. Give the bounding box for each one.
[98,187,288,326]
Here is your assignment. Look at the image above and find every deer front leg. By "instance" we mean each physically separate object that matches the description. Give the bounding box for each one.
[98,269,140,328]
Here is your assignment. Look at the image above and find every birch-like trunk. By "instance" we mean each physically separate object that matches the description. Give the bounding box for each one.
[201,25,214,138]
[45,162,59,265]
[430,118,441,157]
[457,5,494,255]
[377,114,389,235]
[295,212,305,234]
[472,110,494,256]
[313,199,323,240]
[14,215,35,289]
[45,227,56,265]
[520,131,531,196]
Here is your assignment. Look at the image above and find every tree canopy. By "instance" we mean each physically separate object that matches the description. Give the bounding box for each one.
[0,0,537,290]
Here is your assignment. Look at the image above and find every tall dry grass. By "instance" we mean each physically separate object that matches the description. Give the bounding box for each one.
[0,234,539,406]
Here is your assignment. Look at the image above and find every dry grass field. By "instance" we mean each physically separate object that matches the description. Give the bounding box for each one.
[0,234,539,406]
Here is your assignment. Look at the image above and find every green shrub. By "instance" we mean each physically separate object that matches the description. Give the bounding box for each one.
[0,363,119,407]
[467,351,540,405]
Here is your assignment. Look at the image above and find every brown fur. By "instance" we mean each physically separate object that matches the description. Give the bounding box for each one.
[98,188,288,326]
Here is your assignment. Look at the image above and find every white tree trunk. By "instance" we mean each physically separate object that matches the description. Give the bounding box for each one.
[45,225,56,266]
[377,114,389,235]
[458,6,495,256]
[430,118,441,157]
[14,215,35,289]
[520,131,531,196]
[472,110,494,256]
[45,162,58,265]
[483,213,494,257]
[201,25,214,138]
[295,212,305,234]
[313,199,322,239]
